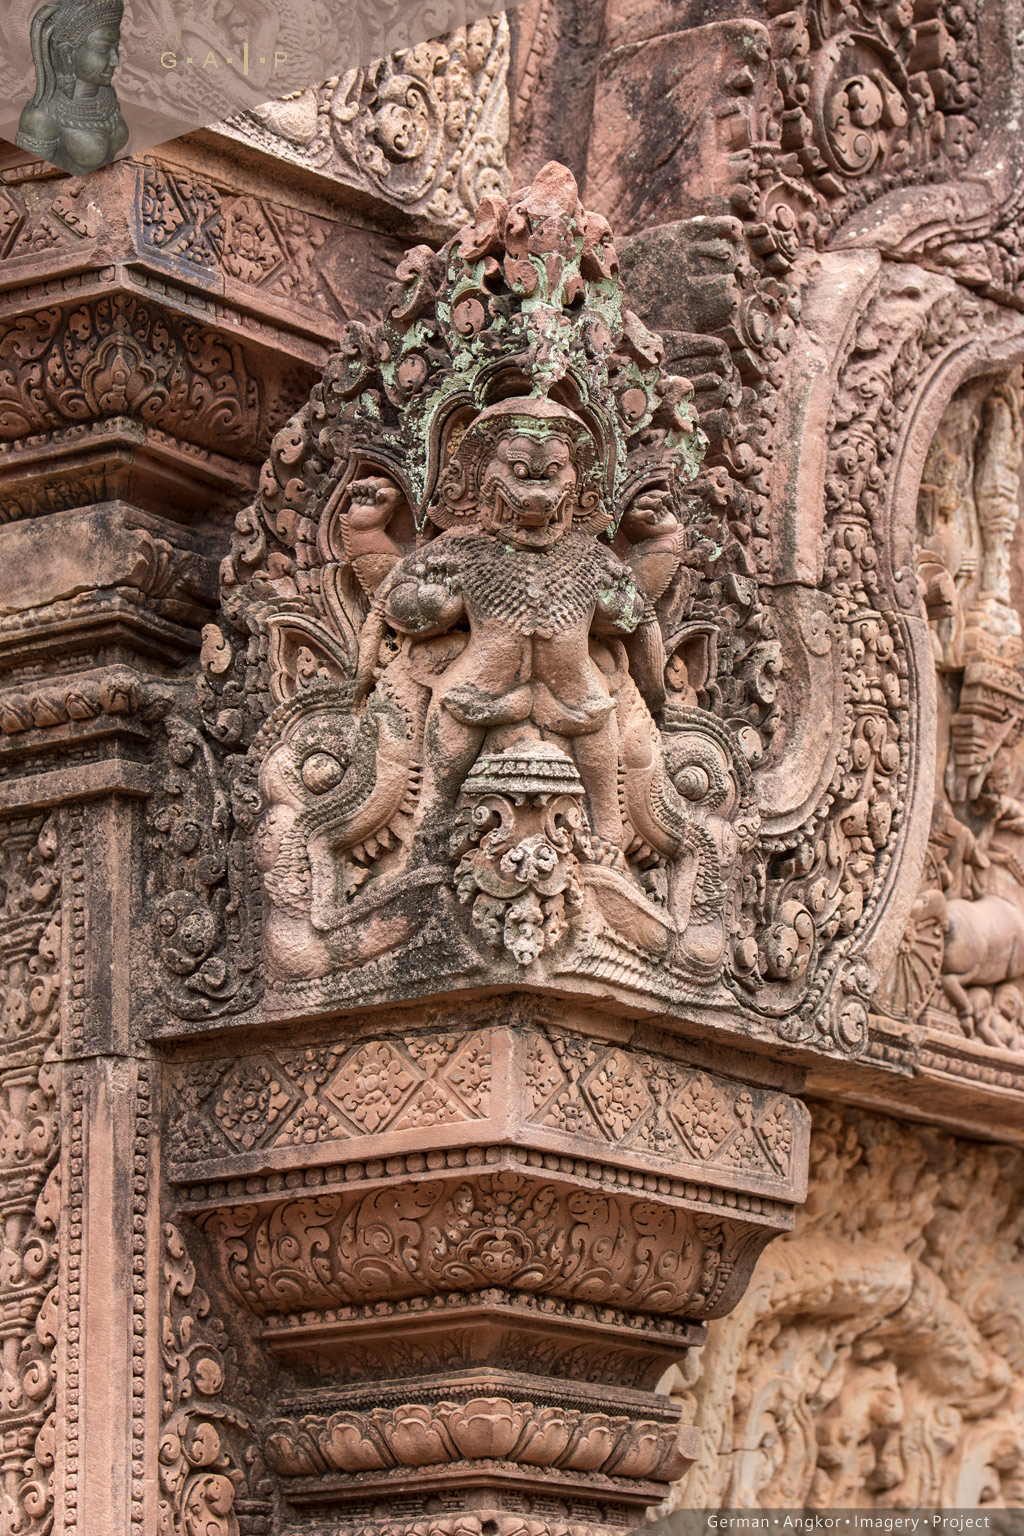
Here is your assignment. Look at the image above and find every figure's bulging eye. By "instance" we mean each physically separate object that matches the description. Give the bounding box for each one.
[675,766,711,801]
[512,462,529,479]
[302,752,344,794]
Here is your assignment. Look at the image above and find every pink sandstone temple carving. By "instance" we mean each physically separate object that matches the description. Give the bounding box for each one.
[0,2,1022,1532]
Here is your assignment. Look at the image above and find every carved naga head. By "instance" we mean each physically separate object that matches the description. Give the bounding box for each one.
[437,397,603,549]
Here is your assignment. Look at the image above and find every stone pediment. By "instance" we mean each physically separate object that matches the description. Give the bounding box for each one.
[166,161,872,1063]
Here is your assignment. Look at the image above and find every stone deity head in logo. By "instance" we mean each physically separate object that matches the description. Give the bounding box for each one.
[16,0,128,175]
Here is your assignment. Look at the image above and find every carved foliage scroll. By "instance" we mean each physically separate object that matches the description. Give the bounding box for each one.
[593,0,984,279]
[733,270,1024,1053]
[224,17,510,234]
[196,1164,777,1326]
[158,1222,272,1536]
[144,714,262,1024]
[766,0,978,237]
[0,295,260,454]
[0,818,61,1536]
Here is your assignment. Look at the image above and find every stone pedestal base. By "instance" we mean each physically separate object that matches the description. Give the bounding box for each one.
[161,1000,809,1528]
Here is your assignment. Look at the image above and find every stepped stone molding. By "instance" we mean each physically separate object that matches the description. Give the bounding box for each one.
[156,1001,806,1531]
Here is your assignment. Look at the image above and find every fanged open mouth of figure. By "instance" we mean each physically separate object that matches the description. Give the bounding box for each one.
[492,488,570,539]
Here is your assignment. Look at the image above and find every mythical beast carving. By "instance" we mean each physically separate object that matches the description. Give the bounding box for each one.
[216,163,761,1001]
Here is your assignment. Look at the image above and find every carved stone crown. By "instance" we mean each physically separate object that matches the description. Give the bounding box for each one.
[47,0,124,49]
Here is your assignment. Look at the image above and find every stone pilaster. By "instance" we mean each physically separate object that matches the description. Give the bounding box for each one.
[158,1002,807,1533]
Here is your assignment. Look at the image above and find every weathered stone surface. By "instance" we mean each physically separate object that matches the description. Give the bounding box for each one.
[3,1,1024,1532]
[659,1100,1024,1512]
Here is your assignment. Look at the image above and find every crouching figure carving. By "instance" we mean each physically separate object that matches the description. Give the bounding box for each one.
[221,163,757,998]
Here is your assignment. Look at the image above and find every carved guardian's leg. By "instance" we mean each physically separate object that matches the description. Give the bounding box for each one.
[565,714,627,848]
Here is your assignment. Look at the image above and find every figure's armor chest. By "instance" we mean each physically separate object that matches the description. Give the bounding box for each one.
[454,533,622,638]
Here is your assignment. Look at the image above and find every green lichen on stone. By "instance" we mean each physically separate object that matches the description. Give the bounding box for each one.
[326,162,705,537]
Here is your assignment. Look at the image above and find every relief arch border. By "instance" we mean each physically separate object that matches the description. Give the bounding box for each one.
[766,247,1024,1018]
[813,256,1024,1003]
